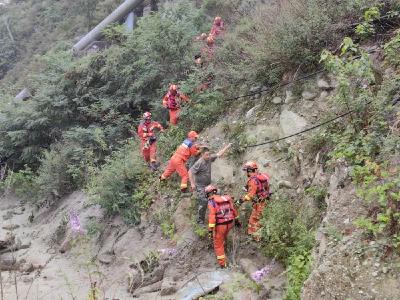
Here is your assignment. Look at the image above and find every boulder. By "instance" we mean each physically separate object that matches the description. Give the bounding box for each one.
[278,180,293,189]
[319,90,329,101]
[317,78,332,90]
[272,97,282,104]
[284,90,296,104]
[246,105,261,119]
[302,90,318,101]
[279,109,307,136]
[98,253,114,265]
[174,270,231,300]
[20,262,34,273]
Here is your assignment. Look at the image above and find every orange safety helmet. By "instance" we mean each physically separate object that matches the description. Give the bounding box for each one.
[206,35,214,46]
[242,161,258,171]
[188,130,199,139]
[205,184,218,196]
[214,16,222,26]
[169,84,178,91]
[200,33,207,40]
[143,111,152,120]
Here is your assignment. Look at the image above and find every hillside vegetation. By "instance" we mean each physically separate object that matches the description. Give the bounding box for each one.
[1,0,400,299]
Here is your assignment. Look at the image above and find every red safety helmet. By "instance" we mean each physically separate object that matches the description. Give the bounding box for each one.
[188,131,199,139]
[143,112,152,120]
[214,16,222,26]
[242,161,258,171]
[205,184,218,196]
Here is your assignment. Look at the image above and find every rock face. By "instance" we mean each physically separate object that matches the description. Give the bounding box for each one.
[279,109,307,136]
[302,162,400,300]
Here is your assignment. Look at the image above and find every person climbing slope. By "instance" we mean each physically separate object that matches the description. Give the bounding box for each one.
[162,84,189,125]
[188,144,231,225]
[201,34,216,61]
[206,184,239,268]
[210,16,225,38]
[238,161,271,241]
[137,112,164,171]
[160,131,200,192]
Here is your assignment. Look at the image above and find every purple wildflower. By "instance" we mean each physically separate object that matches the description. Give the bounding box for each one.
[69,210,84,234]
[158,248,177,256]
[251,259,275,282]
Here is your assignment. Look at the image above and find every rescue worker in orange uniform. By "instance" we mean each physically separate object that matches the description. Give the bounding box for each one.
[201,35,215,61]
[195,32,208,41]
[137,112,164,171]
[162,84,189,126]
[160,131,200,192]
[238,161,271,241]
[210,16,225,38]
[206,184,239,268]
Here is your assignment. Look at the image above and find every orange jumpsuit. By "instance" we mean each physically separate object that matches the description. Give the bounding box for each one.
[210,21,225,38]
[162,91,189,125]
[208,195,238,267]
[160,139,199,190]
[243,173,270,240]
[137,120,163,163]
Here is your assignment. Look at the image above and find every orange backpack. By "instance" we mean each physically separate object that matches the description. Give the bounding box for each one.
[250,173,270,200]
[213,195,235,224]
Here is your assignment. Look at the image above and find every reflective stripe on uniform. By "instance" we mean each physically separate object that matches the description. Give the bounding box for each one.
[216,255,225,259]
[209,223,215,228]
[244,194,252,201]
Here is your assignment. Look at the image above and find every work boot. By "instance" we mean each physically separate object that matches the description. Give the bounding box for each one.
[219,262,228,269]
[150,161,158,171]
[180,187,189,193]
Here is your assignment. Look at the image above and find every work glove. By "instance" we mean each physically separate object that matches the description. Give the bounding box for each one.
[234,219,242,228]
[208,231,213,240]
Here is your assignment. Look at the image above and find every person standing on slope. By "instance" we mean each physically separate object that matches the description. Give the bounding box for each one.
[206,184,239,268]
[238,161,271,242]
[162,84,189,126]
[160,131,200,192]
[137,112,164,171]
[188,144,231,225]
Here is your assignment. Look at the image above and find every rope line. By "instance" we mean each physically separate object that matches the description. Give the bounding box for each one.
[245,109,356,148]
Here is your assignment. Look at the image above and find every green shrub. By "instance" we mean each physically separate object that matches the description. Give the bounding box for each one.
[285,250,312,300]
[260,193,315,262]
[213,0,378,90]
[305,185,328,209]
[0,167,38,201]
[161,221,175,240]
[260,193,316,299]
[86,140,151,224]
